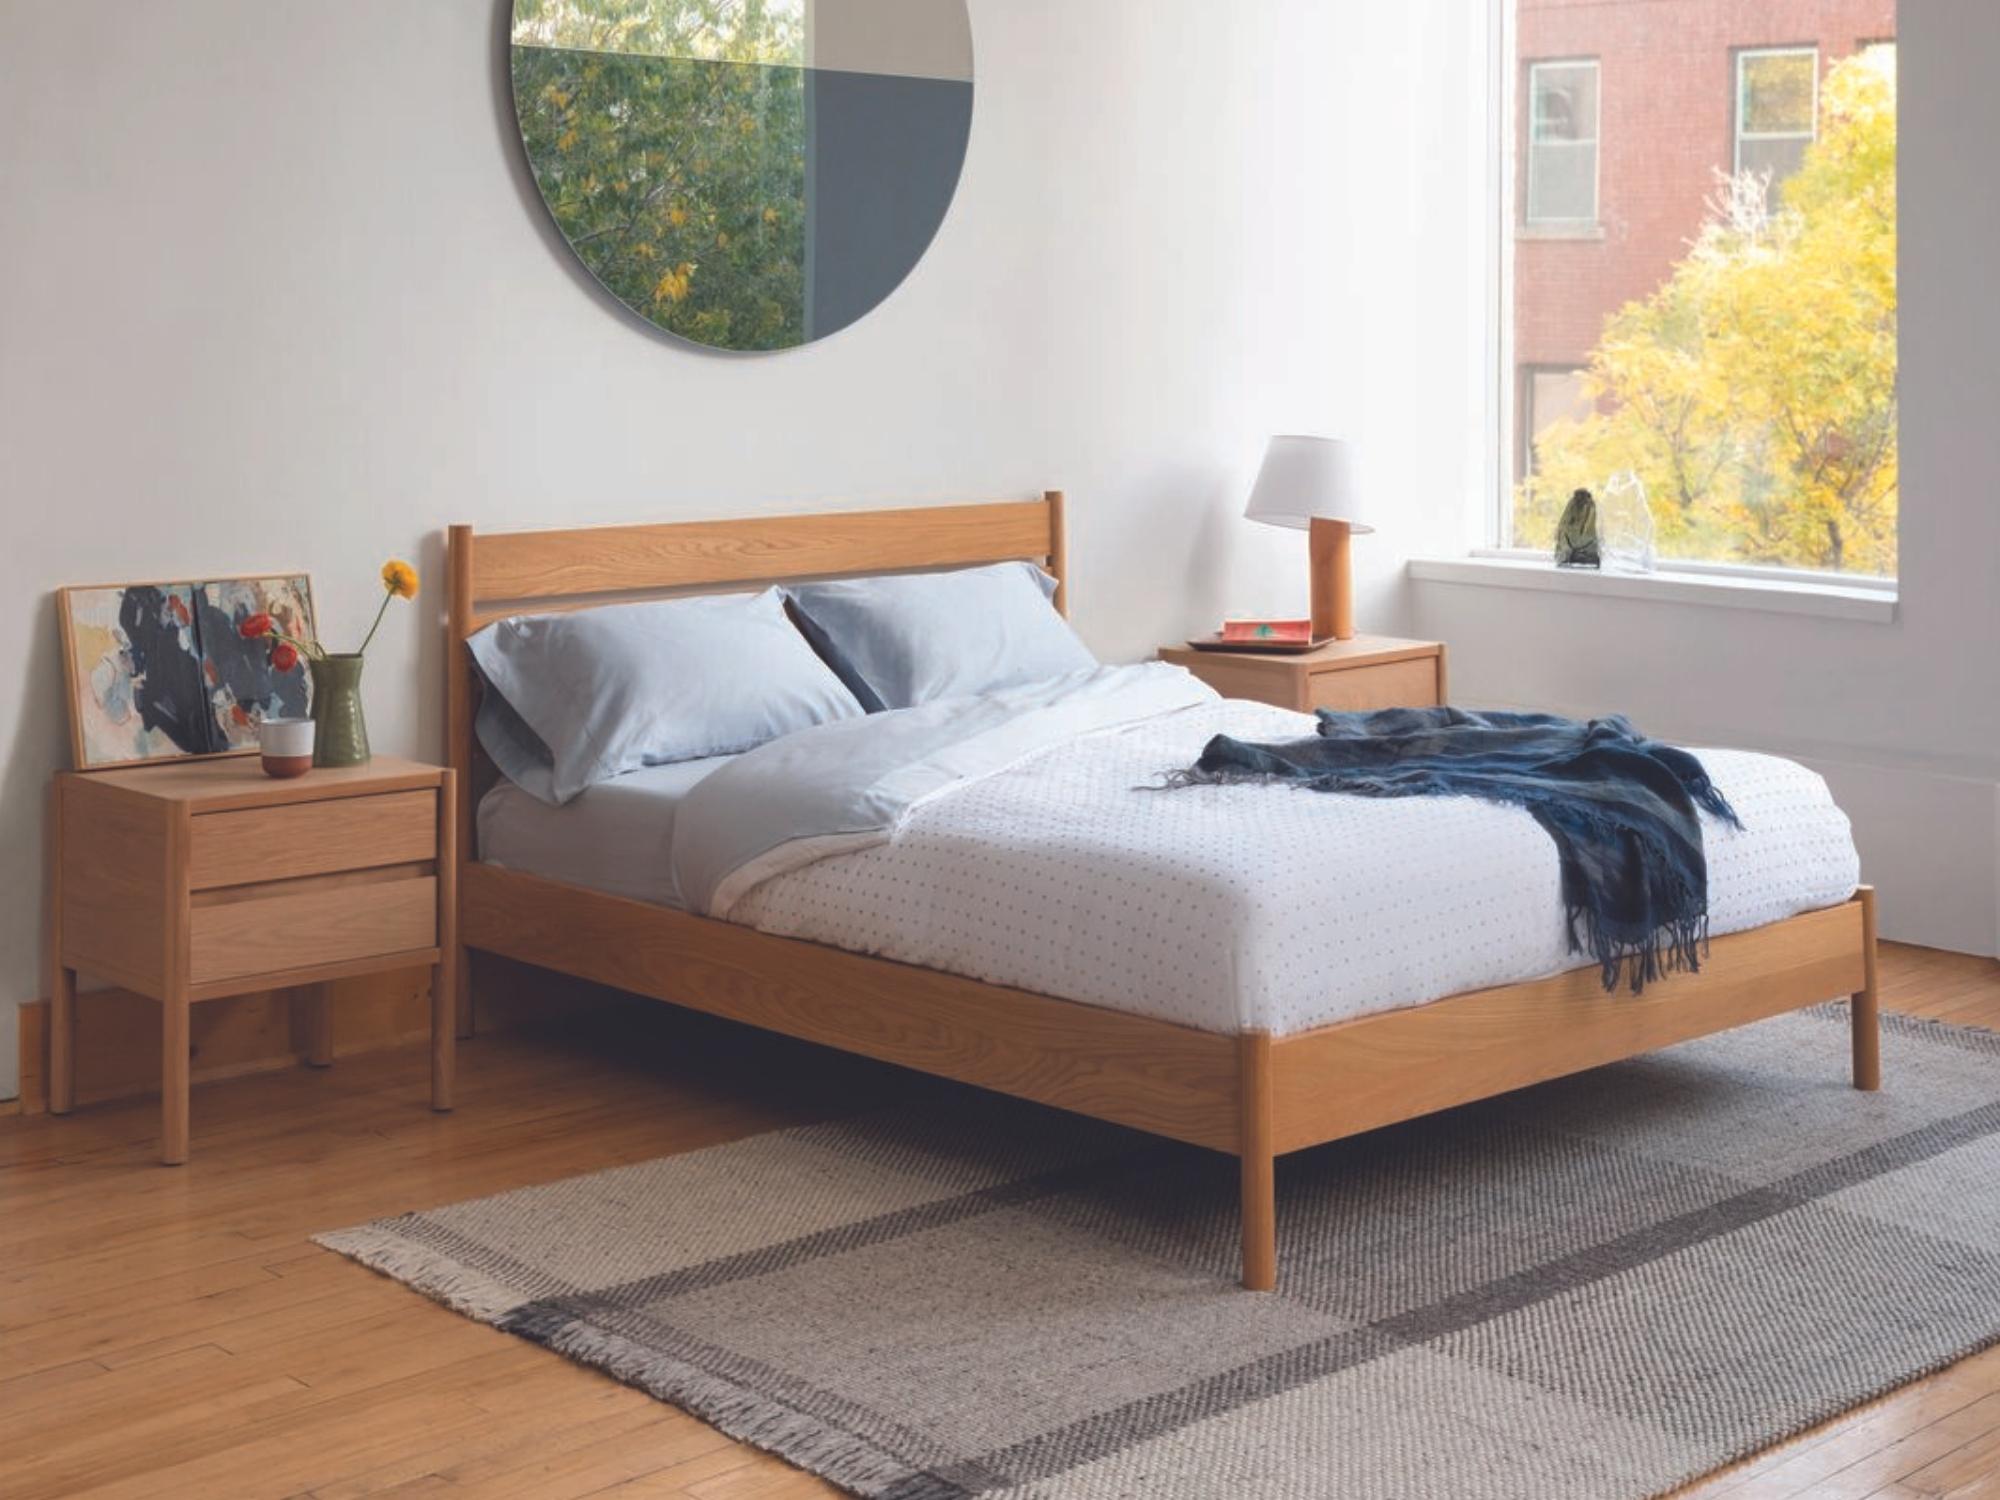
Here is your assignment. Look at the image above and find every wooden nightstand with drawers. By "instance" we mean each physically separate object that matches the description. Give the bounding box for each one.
[1160,635,1448,713]
[48,755,456,1163]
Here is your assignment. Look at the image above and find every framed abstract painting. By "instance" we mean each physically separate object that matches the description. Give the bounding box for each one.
[57,574,316,769]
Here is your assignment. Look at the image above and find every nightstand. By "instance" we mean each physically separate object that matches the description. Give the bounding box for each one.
[1160,635,1448,713]
[48,755,457,1163]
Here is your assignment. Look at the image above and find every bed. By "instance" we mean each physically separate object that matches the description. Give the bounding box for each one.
[447,494,1880,1291]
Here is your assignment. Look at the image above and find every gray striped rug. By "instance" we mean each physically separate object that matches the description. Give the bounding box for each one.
[319,1006,2000,1499]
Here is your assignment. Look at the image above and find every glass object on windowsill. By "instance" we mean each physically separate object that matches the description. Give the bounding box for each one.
[1599,471,1656,574]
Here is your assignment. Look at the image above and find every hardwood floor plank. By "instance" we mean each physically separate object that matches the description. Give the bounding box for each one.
[1689,1364,2000,1497]
[1716,1392,2000,1500]
[3,945,1997,1500]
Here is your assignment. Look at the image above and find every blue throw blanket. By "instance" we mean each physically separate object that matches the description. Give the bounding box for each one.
[1169,707,1741,993]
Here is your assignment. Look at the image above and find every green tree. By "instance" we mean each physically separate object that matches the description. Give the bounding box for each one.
[511,1,809,349]
[1517,49,1897,575]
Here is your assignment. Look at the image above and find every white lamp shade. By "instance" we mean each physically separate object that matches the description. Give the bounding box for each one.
[1243,435,1371,534]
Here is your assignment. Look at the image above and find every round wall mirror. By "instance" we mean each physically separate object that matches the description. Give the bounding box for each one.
[509,1,974,352]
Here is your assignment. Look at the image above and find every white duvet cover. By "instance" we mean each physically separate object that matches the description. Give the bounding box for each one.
[720,689,1860,1037]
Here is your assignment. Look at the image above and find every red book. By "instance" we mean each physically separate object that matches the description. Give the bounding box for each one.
[1220,618,1313,644]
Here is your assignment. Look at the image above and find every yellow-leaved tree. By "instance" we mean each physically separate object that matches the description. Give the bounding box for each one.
[1516,49,1897,575]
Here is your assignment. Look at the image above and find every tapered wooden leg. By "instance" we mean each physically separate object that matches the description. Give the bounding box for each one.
[432,961,456,1113]
[453,952,474,1042]
[301,984,334,1068]
[50,966,77,1116]
[48,781,76,1116]
[161,994,190,1166]
[1852,885,1881,1092]
[435,767,459,1107]
[1239,1030,1277,1291]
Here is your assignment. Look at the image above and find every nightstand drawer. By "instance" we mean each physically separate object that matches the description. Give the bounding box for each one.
[189,790,437,890]
[189,875,438,986]
[1308,658,1439,712]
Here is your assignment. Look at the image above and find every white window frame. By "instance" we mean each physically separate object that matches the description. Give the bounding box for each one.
[1480,4,1896,601]
[1524,58,1600,227]
[1735,45,1820,177]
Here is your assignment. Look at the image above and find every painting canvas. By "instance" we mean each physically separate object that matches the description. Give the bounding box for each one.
[59,575,315,769]
[192,577,314,751]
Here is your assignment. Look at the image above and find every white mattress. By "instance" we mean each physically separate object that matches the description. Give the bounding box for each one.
[478,755,734,908]
[727,700,1860,1035]
[478,700,1860,1036]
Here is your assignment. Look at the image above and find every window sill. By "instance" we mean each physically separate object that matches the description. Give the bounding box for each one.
[1517,223,1607,242]
[1407,555,1898,623]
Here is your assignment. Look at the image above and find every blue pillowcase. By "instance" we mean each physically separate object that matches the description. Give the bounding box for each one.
[785,562,1098,710]
[469,588,865,805]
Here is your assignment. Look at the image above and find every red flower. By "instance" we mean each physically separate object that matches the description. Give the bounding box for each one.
[239,612,273,639]
[270,640,299,672]
[230,705,251,728]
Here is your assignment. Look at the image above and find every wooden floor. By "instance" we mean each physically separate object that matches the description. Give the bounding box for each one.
[3,941,1998,1500]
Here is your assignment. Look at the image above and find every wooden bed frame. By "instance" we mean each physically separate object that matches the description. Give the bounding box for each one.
[446,494,1880,1291]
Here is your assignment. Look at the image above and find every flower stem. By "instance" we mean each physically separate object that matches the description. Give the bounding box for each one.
[269,630,324,660]
[356,590,393,657]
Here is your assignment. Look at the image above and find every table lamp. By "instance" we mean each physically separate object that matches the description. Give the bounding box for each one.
[1244,435,1370,642]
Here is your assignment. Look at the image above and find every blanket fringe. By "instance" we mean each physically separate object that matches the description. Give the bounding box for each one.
[1569,902,1713,993]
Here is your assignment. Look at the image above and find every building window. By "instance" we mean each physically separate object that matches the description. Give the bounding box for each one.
[1518,367,1594,480]
[1525,59,1599,226]
[1501,3,1896,580]
[1736,46,1819,185]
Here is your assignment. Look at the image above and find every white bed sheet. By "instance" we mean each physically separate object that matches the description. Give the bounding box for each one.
[726,700,1861,1036]
[478,755,734,909]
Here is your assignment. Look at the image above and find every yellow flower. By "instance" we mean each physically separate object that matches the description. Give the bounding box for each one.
[381,559,419,600]
[653,263,694,305]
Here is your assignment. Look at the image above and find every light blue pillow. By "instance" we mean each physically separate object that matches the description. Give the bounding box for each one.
[786,562,1097,710]
[469,588,864,805]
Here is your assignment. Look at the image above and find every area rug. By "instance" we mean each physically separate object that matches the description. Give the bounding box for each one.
[318,1006,2000,1500]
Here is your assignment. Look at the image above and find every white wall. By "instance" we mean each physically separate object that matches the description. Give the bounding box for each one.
[1408,0,2000,958]
[2,0,1982,1102]
[0,0,1452,1100]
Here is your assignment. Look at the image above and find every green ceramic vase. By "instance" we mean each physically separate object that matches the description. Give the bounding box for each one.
[309,653,371,768]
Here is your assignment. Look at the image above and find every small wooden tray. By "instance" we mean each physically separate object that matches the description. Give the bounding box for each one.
[1184,633,1327,655]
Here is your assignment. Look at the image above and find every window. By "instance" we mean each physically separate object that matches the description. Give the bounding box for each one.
[1518,367,1593,480]
[1525,60,1599,226]
[1501,3,1897,580]
[1736,47,1819,185]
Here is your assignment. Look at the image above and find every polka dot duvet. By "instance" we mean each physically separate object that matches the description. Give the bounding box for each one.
[727,698,1860,1036]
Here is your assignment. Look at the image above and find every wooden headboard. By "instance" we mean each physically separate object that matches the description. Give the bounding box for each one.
[445,492,1068,867]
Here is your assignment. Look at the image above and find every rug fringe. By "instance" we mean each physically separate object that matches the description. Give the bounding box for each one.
[316,1226,967,1499]
[312,1225,529,1323]
[507,1310,965,1499]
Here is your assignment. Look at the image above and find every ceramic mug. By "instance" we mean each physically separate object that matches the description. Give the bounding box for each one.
[258,717,316,779]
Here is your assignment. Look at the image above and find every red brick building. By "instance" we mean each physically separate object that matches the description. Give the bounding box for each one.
[1515,0,1896,478]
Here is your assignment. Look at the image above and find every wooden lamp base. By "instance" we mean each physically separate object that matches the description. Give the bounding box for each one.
[1308,517,1355,641]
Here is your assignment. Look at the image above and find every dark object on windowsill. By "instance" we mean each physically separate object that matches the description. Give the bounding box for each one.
[1555,488,1602,569]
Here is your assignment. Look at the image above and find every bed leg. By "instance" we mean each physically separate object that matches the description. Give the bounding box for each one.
[1852,885,1880,1092]
[453,946,475,1041]
[1239,1030,1277,1292]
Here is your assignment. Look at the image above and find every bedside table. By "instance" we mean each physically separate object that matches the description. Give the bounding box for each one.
[1160,635,1448,713]
[48,755,457,1163]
